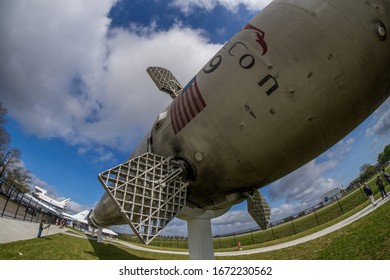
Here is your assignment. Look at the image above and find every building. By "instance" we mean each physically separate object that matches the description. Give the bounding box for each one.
[63,210,118,239]
[320,187,343,206]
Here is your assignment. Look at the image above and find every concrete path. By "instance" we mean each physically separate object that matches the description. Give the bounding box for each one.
[0,218,66,243]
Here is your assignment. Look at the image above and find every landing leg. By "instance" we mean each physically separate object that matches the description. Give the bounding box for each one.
[187,219,214,260]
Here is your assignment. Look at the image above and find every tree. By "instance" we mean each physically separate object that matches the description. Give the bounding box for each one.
[377,144,390,165]
[6,166,32,193]
[0,103,32,193]
[359,164,377,183]
[0,148,21,178]
[0,103,11,155]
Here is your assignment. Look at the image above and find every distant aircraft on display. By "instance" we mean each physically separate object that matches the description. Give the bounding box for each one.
[33,186,71,210]
[21,192,62,215]
[88,0,390,259]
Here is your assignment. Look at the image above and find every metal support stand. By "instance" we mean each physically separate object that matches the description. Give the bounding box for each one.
[97,227,103,243]
[179,206,229,260]
[187,219,214,260]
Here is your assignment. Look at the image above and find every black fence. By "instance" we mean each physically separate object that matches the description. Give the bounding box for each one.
[0,178,61,225]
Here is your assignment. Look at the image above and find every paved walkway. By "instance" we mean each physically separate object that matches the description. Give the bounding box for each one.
[0,218,66,243]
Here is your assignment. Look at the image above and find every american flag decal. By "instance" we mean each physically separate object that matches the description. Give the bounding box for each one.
[170,77,206,134]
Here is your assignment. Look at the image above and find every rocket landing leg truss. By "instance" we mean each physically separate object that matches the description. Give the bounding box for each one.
[98,152,189,244]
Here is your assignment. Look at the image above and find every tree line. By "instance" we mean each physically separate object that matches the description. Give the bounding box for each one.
[0,103,32,193]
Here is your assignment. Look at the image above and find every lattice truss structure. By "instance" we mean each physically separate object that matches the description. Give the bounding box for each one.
[247,190,271,230]
[98,152,189,244]
[147,66,183,98]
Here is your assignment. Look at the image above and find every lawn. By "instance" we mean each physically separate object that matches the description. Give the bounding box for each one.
[0,234,186,260]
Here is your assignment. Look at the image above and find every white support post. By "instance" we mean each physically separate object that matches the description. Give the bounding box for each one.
[97,227,103,243]
[187,219,214,260]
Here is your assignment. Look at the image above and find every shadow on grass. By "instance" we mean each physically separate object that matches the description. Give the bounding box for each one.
[40,236,52,241]
[87,237,149,260]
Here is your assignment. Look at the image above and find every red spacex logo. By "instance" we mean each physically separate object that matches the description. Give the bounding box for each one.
[243,23,268,56]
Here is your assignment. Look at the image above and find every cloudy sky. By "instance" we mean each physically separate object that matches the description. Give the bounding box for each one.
[1,0,389,236]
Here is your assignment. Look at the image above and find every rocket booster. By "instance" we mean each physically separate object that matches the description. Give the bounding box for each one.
[89,0,390,243]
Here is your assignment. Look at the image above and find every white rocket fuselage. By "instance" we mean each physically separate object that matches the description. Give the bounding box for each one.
[91,0,390,226]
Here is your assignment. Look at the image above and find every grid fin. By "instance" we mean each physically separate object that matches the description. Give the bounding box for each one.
[147,67,183,99]
[98,152,188,244]
[247,190,271,230]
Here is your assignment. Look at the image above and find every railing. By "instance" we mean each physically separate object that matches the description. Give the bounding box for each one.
[0,178,60,225]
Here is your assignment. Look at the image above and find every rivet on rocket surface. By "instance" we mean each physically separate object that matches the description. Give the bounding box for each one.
[376,22,386,40]
[195,152,203,162]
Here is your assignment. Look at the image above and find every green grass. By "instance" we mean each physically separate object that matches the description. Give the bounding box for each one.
[64,227,86,236]
[0,234,186,260]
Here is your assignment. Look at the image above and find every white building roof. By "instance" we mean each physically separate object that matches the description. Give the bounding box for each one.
[102,228,118,236]
[63,209,118,236]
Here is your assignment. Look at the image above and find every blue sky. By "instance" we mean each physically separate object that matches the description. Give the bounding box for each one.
[1,0,389,236]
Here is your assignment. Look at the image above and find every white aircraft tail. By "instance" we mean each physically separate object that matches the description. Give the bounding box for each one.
[60,198,71,205]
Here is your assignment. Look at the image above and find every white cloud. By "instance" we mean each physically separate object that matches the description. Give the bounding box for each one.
[160,209,258,237]
[271,200,316,222]
[99,23,221,150]
[30,175,89,214]
[255,98,389,223]
[212,209,257,235]
[325,137,355,160]
[65,200,90,214]
[31,177,57,197]
[267,159,340,221]
[110,224,133,234]
[110,210,258,237]
[0,0,114,142]
[170,0,272,14]
[108,217,189,237]
[263,132,366,221]
[366,98,390,138]
[0,0,221,154]
[161,218,188,237]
